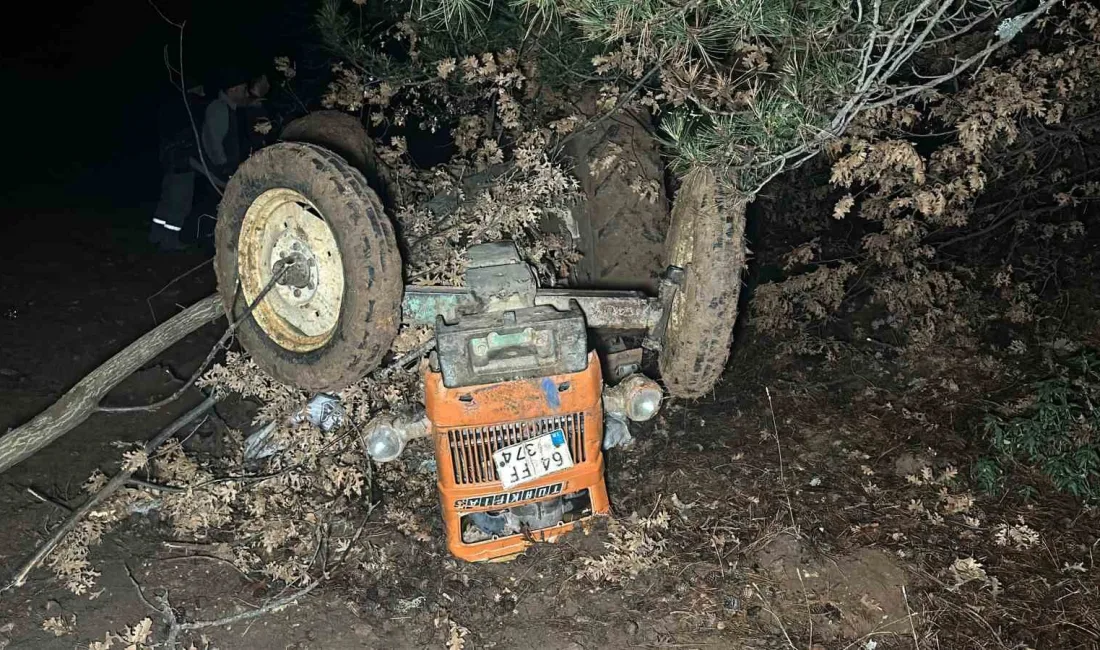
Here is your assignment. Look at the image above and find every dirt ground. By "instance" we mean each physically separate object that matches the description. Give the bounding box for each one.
[1,212,1098,650]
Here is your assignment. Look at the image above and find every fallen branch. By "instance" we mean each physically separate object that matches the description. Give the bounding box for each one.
[552,64,660,157]
[124,461,375,647]
[131,519,368,648]
[101,267,287,414]
[3,396,218,591]
[125,560,322,649]
[96,324,230,414]
[164,577,322,648]
[0,294,223,475]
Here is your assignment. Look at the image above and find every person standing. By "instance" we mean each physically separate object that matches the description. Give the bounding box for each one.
[150,70,268,251]
[149,83,206,251]
[195,68,253,187]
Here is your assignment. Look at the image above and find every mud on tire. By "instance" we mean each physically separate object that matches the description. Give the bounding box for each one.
[659,168,747,399]
[214,142,403,392]
[566,97,668,292]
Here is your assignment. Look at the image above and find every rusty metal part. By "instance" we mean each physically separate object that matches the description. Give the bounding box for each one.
[404,241,664,333]
[435,304,589,389]
[402,287,660,331]
[642,265,685,351]
[274,251,313,289]
[604,347,644,382]
[534,289,660,331]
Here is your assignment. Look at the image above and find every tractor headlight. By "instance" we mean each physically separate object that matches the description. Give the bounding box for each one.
[604,373,663,422]
[363,410,430,463]
[628,382,662,421]
[365,419,406,463]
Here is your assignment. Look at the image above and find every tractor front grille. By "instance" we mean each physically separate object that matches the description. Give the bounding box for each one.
[445,413,587,485]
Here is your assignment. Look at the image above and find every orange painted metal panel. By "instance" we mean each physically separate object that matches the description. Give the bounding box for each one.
[426,352,610,561]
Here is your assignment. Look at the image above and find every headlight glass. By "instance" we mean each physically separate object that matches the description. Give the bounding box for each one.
[628,385,662,421]
[366,420,405,462]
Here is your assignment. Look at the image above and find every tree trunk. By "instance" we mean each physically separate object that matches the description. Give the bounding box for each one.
[0,294,224,474]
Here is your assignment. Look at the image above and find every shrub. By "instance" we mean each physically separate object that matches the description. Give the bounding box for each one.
[754,2,1100,351]
[980,352,1100,500]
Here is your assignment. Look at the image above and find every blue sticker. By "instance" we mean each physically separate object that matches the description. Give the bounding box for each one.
[550,429,565,446]
[540,377,562,410]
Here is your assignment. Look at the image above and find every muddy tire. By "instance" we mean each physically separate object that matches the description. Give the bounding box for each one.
[215,142,403,391]
[279,110,396,209]
[566,98,667,292]
[659,168,747,399]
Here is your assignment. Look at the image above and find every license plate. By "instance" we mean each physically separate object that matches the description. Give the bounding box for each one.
[493,430,574,489]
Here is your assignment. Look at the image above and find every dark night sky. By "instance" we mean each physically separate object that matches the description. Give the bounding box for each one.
[0,0,313,215]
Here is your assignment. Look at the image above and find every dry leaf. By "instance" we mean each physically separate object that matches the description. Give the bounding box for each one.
[833,194,855,219]
[949,557,988,589]
[41,615,75,637]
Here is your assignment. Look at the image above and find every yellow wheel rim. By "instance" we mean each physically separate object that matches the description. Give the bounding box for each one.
[238,188,345,352]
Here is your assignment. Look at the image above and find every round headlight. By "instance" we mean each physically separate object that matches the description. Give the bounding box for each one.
[366,420,405,462]
[604,374,664,422]
[628,384,663,421]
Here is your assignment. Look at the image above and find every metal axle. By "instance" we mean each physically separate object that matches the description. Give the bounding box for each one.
[401,286,661,332]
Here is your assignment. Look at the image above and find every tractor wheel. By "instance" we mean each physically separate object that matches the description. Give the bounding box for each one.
[659,168,747,399]
[214,141,403,391]
[279,110,397,209]
[565,95,667,292]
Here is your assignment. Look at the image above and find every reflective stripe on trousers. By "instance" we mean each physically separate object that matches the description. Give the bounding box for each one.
[151,218,183,232]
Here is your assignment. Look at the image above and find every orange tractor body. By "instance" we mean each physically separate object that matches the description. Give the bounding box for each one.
[425,352,610,562]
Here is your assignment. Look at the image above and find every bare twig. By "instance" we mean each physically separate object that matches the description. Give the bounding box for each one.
[742,0,1058,197]
[903,585,921,649]
[161,554,252,580]
[146,0,182,29]
[126,477,186,494]
[96,325,229,414]
[753,583,798,650]
[765,387,785,483]
[150,520,367,648]
[766,387,799,534]
[797,567,813,647]
[553,64,661,156]
[25,487,73,513]
[3,396,218,592]
[126,563,164,613]
[147,258,214,325]
[99,265,288,413]
[864,0,1058,110]
[160,575,320,648]
[147,1,224,197]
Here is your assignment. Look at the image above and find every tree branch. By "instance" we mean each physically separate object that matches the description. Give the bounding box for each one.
[3,397,218,592]
[0,295,223,474]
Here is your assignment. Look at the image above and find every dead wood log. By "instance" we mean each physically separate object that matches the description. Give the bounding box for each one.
[0,294,223,475]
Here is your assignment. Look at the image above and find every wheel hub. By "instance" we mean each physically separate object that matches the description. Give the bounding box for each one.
[238,188,345,352]
[273,246,316,297]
